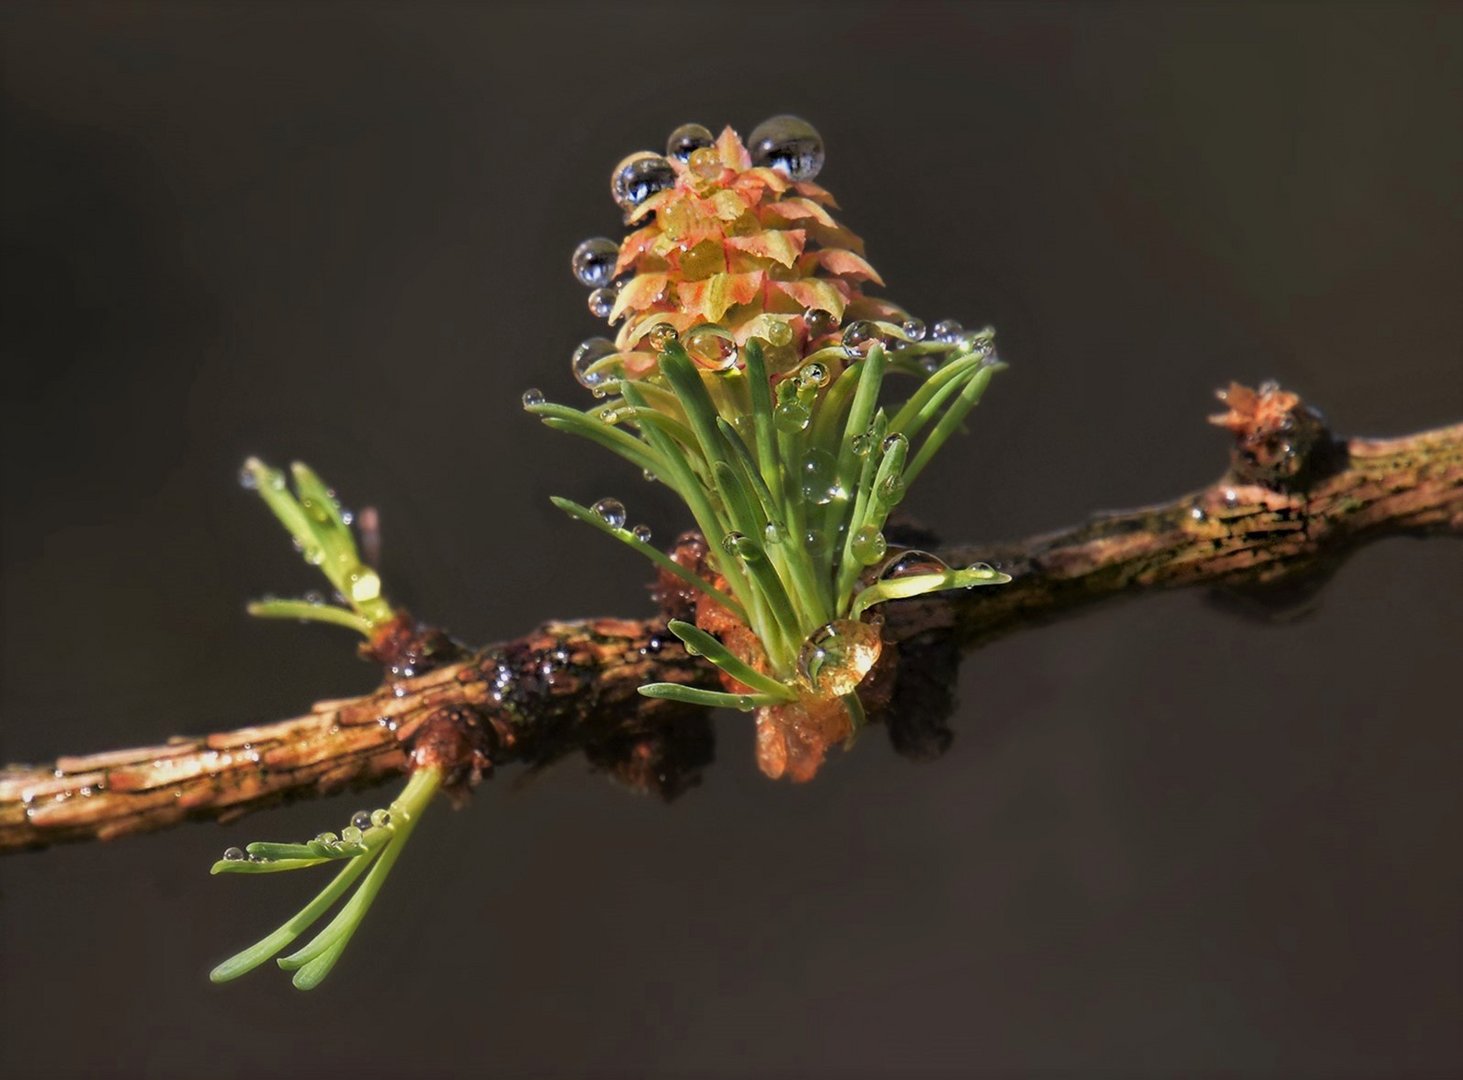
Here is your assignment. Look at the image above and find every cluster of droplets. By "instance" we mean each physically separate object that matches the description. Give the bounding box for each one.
[219,806,394,866]
[561,115,831,380]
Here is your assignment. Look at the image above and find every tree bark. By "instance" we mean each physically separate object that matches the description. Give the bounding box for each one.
[3,385,1459,853]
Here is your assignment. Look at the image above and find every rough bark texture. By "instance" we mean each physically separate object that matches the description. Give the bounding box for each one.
[2,386,1459,853]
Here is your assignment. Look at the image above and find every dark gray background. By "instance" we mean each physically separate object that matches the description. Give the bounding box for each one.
[2,3,1460,1077]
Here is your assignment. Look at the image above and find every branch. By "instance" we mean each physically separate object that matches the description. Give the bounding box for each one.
[3,384,1459,853]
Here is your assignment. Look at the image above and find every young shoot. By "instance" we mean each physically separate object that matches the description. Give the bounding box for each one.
[239,457,395,637]
[209,767,440,990]
[534,117,1013,777]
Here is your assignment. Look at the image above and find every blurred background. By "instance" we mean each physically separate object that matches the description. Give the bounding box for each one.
[2,3,1460,1077]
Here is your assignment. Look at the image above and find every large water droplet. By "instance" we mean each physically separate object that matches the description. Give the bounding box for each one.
[841,320,880,349]
[881,432,908,456]
[683,324,738,371]
[901,316,927,342]
[370,808,392,828]
[350,810,372,831]
[761,318,794,348]
[795,361,830,390]
[587,287,617,319]
[851,525,887,565]
[764,521,787,545]
[571,237,619,288]
[646,322,679,352]
[803,309,835,338]
[801,448,844,505]
[774,400,811,434]
[721,531,762,562]
[747,115,825,181]
[878,550,949,580]
[592,497,627,529]
[521,388,545,408]
[631,524,653,543]
[931,319,964,343]
[341,825,364,846]
[223,846,245,861]
[572,337,618,389]
[796,619,882,696]
[611,152,676,212]
[687,147,723,182]
[666,123,715,163]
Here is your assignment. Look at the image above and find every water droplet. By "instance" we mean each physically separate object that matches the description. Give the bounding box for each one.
[879,550,949,580]
[851,525,887,565]
[592,497,627,529]
[963,562,999,581]
[341,825,364,846]
[878,473,906,504]
[795,361,830,390]
[1223,488,1239,508]
[572,337,618,389]
[571,237,619,288]
[340,509,354,526]
[959,331,996,359]
[238,465,259,490]
[642,468,658,483]
[919,354,943,374]
[762,318,794,348]
[747,115,825,181]
[587,287,617,319]
[631,524,653,543]
[901,316,927,341]
[522,388,545,408]
[683,324,738,371]
[666,122,715,163]
[803,309,835,338]
[303,590,324,605]
[597,404,623,424]
[841,320,880,349]
[646,322,679,352]
[764,521,787,544]
[315,831,339,846]
[796,619,882,696]
[721,531,763,562]
[881,432,908,457]
[687,148,723,183]
[1189,505,1208,523]
[350,810,372,831]
[774,400,811,434]
[611,151,676,212]
[223,846,245,861]
[349,568,381,603]
[370,808,392,828]
[931,319,964,343]
[801,448,845,505]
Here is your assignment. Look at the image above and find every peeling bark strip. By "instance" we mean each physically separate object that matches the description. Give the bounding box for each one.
[3,387,1460,853]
